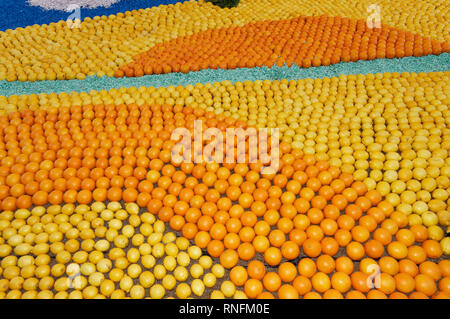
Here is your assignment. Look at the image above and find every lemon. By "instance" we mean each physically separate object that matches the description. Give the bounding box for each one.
[139,271,155,288]
[210,290,225,299]
[174,266,189,282]
[191,279,205,297]
[221,281,236,298]
[176,283,191,299]
[162,275,176,290]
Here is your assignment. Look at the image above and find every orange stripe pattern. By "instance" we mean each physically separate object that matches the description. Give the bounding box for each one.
[115,15,450,77]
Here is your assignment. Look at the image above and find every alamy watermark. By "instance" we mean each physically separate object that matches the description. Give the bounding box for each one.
[171,120,280,174]
[366,4,381,29]
[66,4,81,29]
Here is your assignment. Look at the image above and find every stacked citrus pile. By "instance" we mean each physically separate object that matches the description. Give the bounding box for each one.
[116,16,449,77]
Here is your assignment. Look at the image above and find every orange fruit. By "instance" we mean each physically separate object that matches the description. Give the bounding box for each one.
[278,262,297,283]
[263,272,282,292]
[278,284,299,299]
[415,274,437,296]
[244,279,263,299]
[331,272,351,293]
[220,249,239,269]
[316,255,335,274]
[419,261,441,281]
[247,260,266,280]
[394,273,415,294]
[230,265,248,286]
[264,247,282,266]
[311,272,331,293]
[302,239,321,258]
[281,241,300,260]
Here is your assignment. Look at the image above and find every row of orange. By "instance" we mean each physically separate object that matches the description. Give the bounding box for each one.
[115,15,449,77]
[0,104,248,211]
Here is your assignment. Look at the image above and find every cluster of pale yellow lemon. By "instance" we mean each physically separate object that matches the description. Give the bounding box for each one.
[0,201,247,299]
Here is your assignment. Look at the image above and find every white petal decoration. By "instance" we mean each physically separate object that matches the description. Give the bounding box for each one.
[27,0,123,11]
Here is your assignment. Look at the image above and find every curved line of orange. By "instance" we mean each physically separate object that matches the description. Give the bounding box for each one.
[115,15,450,77]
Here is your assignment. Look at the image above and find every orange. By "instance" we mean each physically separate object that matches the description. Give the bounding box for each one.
[358,258,377,276]
[244,279,263,299]
[351,225,370,243]
[278,284,299,299]
[289,229,307,246]
[350,272,370,293]
[399,259,419,277]
[395,229,415,247]
[303,292,322,299]
[419,261,441,281]
[281,241,300,260]
[320,219,338,236]
[415,274,437,296]
[182,223,198,240]
[323,289,344,299]
[118,15,448,82]
[223,233,240,250]
[331,272,351,293]
[379,256,399,276]
[422,240,443,259]
[306,225,324,241]
[373,228,392,246]
[438,277,450,294]
[269,229,286,247]
[378,273,396,295]
[439,260,450,277]
[263,272,282,292]
[316,255,335,274]
[335,229,352,247]
[394,273,415,294]
[346,241,365,260]
[367,290,387,299]
[292,276,312,296]
[237,242,255,261]
[264,247,282,266]
[302,239,321,258]
[253,235,270,253]
[210,223,227,240]
[229,265,248,286]
[206,239,224,258]
[278,262,297,283]
[387,241,409,259]
[407,246,427,264]
[220,249,239,269]
[389,292,408,299]
[257,292,275,299]
[345,290,366,299]
[335,256,354,275]
[410,225,428,242]
[297,258,316,278]
[409,292,429,299]
[247,260,266,280]
[311,272,331,293]
[321,237,339,256]
[364,239,384,259]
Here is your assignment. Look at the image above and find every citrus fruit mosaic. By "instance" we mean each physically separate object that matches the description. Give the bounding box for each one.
[0,0,449,300]
[115,16,449,77]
